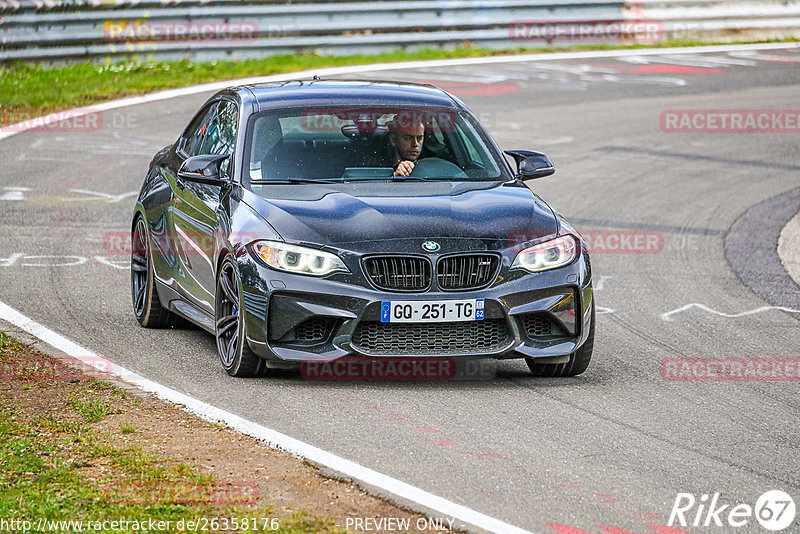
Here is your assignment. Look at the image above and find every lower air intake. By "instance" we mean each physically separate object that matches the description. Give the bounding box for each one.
[352,319,509,355]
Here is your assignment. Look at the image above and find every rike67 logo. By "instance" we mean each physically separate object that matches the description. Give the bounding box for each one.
[669,490,796,531]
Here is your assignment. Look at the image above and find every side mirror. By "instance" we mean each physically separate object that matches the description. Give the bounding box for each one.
[504,150,555,181]
[178,154,231,186]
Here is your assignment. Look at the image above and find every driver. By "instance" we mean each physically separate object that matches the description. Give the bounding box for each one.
[387,117,424,177]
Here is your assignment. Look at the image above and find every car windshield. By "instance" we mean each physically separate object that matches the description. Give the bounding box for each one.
[243,106,510,184]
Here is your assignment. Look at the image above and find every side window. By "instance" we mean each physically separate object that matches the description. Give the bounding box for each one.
[452,116,501,177]
[182,103,218,157]
[426,115,446,146]
[462,129,482,164]
[198,100,239,177]
[198,101,238,156]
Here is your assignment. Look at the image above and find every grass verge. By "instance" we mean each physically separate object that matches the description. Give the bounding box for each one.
[0,332,336,533]
[1,39,797,128]
[0,331,439,533]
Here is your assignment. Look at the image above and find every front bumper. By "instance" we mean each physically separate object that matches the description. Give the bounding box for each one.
[237,249,593,363]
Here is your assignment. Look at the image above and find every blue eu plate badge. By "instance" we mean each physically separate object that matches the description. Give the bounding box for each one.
[380,298,484,323]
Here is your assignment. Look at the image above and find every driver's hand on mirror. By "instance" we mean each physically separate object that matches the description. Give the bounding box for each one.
[394,161,415,177]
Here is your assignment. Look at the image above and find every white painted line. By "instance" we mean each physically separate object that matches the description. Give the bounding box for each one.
[1,42,799,142]
[60,189,138,203]
[93,256,129,270]
[661,303,800,321]
[0,299,533,534]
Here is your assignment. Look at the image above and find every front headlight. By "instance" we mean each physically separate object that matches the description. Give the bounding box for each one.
[511,235,578,272]
[251,241,349,276]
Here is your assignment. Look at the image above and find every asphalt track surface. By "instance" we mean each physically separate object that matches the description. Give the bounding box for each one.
[1,46,799,533]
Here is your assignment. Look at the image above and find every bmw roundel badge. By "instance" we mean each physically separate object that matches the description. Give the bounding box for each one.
[422,241,441,252]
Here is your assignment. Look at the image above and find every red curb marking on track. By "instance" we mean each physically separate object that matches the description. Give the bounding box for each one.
[559,484,585,489]
[418,80,519,96]
[583,63,724,75]
[461,452,509,469]
[446,85,519,96]
[416,427,439,433]
[545,523,689,534]
[626,65,724,74]
[751,54,800,64]
[636,513,662,519]
[429,438,457,446]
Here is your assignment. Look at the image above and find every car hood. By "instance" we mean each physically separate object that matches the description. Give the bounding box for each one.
[242,181,558,247]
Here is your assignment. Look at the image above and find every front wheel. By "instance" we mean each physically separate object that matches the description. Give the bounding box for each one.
[526,303,595,377]
[215,257,264,377]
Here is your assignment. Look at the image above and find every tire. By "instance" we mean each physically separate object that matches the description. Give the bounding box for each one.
[131,216,180,328]
[526,303,595,377]
[215,256,265,377]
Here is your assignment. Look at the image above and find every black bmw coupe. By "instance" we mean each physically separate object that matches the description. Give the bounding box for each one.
[131,80,594,378]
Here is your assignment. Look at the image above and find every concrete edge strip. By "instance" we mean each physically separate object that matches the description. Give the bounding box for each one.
[778,211,800,287]
[0,299,534,534]
[724,186,800,311]
[1,41,799,141]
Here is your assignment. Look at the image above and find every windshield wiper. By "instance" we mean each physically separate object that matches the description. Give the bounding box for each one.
[348,177,428,182]
[252,176,478,184]
[251,177,340,184]
[350,176,467,182]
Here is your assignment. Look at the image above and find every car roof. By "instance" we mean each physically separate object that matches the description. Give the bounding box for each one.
[235,80,461,111]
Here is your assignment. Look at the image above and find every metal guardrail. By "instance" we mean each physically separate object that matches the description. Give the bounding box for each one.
[1,0,799,63]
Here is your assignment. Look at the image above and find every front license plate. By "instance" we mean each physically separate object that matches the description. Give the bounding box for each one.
[380,299,485,323]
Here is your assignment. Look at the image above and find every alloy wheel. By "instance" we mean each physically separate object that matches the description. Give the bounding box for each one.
[216,260,241,369]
